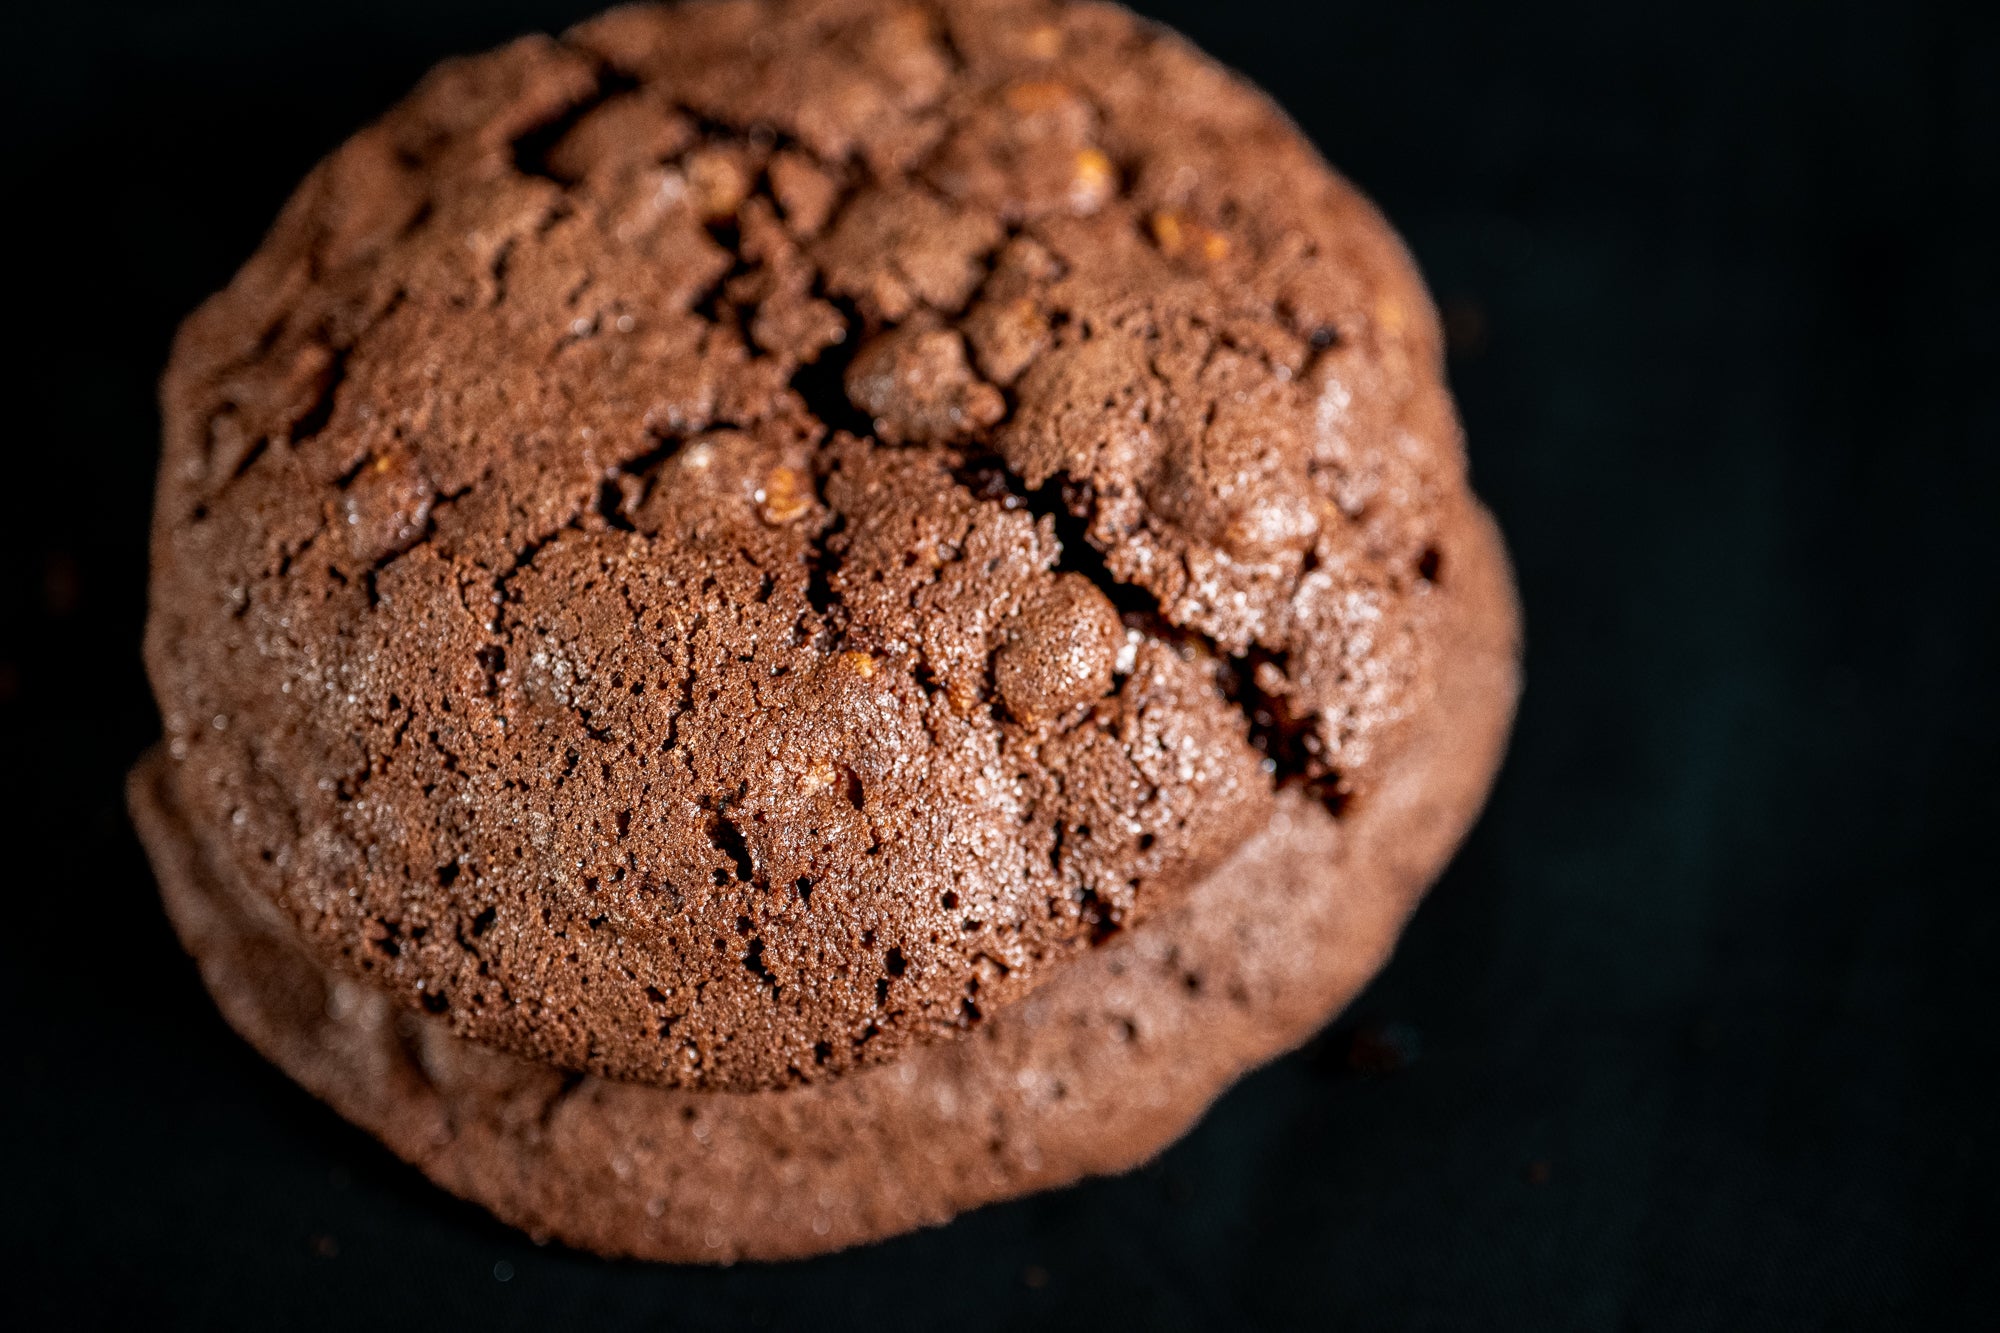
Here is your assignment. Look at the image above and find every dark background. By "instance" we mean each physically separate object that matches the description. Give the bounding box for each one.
[4,0,1995,1327]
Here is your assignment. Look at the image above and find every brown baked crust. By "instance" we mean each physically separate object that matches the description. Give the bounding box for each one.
[144,0,1475,1093]
[130,496,1517,1263]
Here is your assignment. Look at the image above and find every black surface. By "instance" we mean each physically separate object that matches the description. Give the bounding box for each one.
[4,1,1996,1327]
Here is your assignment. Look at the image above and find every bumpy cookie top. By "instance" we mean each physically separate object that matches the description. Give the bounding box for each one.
[146,0,1464,1091]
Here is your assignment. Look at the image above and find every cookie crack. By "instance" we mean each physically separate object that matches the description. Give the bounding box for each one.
[950,451,1346,813]
[510,68,642,183]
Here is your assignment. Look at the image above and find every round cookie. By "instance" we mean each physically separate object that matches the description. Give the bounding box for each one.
[145,0,1475,1095]
[130,496,1517,1263]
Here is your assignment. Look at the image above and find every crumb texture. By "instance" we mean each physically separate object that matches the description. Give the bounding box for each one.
[147,0,1466,1091]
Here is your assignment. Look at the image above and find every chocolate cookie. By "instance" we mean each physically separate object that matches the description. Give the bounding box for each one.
[130,494,1517,1262]
[136,0,1519,1257]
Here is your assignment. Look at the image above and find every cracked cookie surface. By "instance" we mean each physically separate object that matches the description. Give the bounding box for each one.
[146,0,1467,1092]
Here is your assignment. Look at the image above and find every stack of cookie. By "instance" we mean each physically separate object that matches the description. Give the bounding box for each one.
[132,0,1518,1261]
